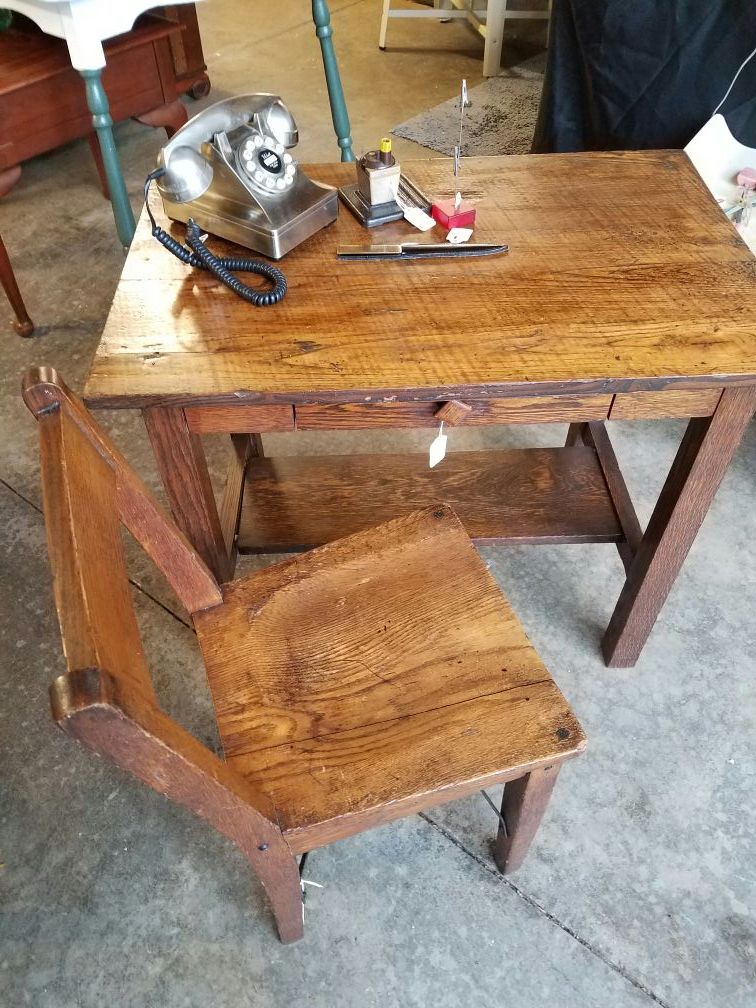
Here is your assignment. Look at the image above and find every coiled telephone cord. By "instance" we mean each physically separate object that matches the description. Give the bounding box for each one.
[144,169,287,307]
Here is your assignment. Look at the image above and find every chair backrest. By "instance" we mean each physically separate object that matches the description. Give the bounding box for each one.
[22,367,223,704]
[23,370,302,939]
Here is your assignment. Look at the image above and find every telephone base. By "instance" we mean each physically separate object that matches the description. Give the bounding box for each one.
[162,186,339,260]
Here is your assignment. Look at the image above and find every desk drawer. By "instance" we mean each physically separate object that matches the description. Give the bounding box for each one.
[610,389,723,419]
[185,404,294,433]
[295,395,612,430]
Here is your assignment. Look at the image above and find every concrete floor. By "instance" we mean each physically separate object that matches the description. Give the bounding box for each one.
[1,2,755,1006]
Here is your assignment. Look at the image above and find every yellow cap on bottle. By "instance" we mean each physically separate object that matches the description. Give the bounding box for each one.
[380,137,392,153]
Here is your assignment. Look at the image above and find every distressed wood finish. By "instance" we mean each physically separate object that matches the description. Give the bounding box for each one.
[236,449,623,552]
[233,685,581,854]
[143,406,231,584]
[185,404,294,434]
[28,371,585,940]
[85,152,756,406]
[195,505,585,852]
[610,389,723,420]
[295,394,612,430]
[24,368,220,615]
[23,369,304,943]
[603,385,756,666]
[81,151,756,668]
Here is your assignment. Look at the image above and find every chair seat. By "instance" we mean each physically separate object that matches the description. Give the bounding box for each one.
[194,506,585,853]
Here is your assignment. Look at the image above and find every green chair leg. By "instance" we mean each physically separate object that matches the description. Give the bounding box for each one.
[312,0,355,162]
[80,68,136,247]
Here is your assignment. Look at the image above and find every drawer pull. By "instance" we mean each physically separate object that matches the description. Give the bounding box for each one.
[435,400,472,426]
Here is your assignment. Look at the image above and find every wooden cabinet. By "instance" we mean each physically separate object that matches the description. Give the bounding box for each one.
[155,4,210,98]
[0,14,187,174]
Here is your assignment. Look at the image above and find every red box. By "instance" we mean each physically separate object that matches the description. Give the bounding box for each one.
[431,198,477,230]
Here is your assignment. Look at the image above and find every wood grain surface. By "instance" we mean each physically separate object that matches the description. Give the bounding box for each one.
[28,370,585,941]
[24,368,221,619]
[294,394,613,429]
[194,505,585,849]
[185,404,294,434]
[235,448,623,551]
[85,152,756,407]
[610,389,723,419]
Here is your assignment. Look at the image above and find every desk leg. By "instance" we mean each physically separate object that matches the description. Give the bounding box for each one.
[602,386,756,667]
[143,406,231,583]
[80,68,136,247]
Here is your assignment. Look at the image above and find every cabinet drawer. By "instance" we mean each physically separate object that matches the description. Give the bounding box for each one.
[295,395,612,430]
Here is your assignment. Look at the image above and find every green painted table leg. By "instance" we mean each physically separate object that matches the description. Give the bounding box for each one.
[80,68,135,247]
[312,0,355,162]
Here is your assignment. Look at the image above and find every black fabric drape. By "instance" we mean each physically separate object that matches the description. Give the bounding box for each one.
[533,0,756,152]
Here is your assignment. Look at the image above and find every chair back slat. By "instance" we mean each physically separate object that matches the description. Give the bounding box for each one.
[24,366,224,702]
[23,367,222,614]
[38,402,156,700]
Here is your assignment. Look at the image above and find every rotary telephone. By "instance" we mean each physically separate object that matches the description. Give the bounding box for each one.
[145,95,338,305]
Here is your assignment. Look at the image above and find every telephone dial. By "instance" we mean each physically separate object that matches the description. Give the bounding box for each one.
[145,95,338,305]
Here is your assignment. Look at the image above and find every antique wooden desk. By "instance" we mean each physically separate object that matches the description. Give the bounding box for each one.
[84,152,756,668]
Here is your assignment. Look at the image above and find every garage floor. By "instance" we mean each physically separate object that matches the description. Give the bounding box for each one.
[1,2,755,1006]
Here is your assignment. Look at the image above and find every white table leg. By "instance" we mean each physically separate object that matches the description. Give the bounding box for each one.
[379,0,392,48]
[483,0,507,77]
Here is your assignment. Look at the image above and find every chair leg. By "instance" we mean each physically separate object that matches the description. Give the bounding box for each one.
[494,764,560,874]
[0,233,34,337]
[379,0,391,49]
[483,0,508,77]
[261,860,305,944]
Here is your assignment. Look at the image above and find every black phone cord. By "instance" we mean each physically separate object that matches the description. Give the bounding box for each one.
[143,169,287,306]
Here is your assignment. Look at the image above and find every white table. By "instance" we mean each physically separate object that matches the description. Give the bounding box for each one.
[4,0,198,245]
[379,0,552,77]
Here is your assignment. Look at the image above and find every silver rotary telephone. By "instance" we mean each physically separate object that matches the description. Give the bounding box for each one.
[145,95,338,305]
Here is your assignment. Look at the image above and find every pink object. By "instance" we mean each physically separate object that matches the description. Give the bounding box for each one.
[736,167,756,190]
[431,198,476,231]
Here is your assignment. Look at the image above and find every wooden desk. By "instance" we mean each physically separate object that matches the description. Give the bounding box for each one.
[85,152,756,667]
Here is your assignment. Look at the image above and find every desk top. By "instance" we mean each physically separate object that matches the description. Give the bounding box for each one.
[85,151,756,407]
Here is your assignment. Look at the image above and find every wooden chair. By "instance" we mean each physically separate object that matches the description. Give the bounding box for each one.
[23,367,586,943]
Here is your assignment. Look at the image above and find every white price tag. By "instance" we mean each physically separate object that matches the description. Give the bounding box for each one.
[403,205,436,232]
[396,196,436,232]
[446,227,474,244]
[429,421,448,469]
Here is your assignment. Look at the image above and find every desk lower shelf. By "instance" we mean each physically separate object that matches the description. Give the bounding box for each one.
[236,447,623,553]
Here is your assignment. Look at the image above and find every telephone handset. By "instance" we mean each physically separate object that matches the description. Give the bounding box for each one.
[145,95,339,305]
[156,95,338,259]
